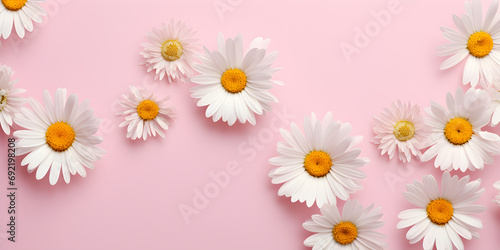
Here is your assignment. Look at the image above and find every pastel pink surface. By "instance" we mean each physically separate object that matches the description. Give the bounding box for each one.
[1,0,500,249]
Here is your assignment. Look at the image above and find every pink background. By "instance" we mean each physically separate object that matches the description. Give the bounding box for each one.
[1,0,500,249]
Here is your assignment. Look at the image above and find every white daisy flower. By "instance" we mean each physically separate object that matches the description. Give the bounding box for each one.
[268,112,369,208]
[190,33,281,126]
[303,200,387,250]
[493,180,500,206]
[0,64,25,135]
[438,0,500,87]
[397,171,485,250]
[0,0,47,39]
[372,100,426,163]
[140,20,199,82]
[13,88,105,185]
[421,87,500,172]
[118,86,173,140]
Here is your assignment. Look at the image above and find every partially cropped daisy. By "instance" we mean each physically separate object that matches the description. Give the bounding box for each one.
[269,112,369,208]
[118,86,173,140]
[0,64,25,135]
[13,88,105,185]
[372,101,426,163]
[191,33,281,126]
[421,87,500,171]
[303,200,386,250]
[140,20,199,82]
[438,0,500,87]
[0,0,47,39]
[493,181,500,206]
[398,171,485,250]
[485,80,500,126]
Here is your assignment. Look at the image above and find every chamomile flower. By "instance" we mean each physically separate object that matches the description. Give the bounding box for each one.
[438,0,500,87]
[118,86,173,140]
[493,181,500,206]
[0,0,47,39]
[140,20,199,82]
[268,112,368,208]
[397,171,485,250]
[13,88,105,185]
[421,87,500,171]
[190,33,281,126]
[303,200,387,250]
[0,64,25,135]
[372,101,426,163]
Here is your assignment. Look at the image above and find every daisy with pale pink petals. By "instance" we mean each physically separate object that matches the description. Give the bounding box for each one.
[140,20,199,82]
[372,101,426,163]
[118,86,173,140]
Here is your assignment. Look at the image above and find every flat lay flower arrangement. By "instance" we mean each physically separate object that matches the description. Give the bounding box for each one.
[3,0,500,249]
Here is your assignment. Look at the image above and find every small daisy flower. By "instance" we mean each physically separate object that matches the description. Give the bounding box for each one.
[372,101,426,163]
[303,200,387,250]
[0,64,25,135]
[421,87,500,171]
[493,181,500,206]
[0,0,47,39]
[13,88,105,185]
[398,171,485,250]
[140,20,199,82]
[118,86,173,140]
[191,33,281,126]
[269,112,369,208]
[438,0,500,87]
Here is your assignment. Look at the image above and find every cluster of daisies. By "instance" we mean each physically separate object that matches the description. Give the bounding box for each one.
[119,20,282,140]
[267,0,500,249]
[2,0,500,249]
[0,1,108,185]
[0,13,283,184]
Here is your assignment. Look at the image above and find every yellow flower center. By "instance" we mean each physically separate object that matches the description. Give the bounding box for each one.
[444,117,473,145]
[467,31,494,58]
[426,199,454,225]
[393,120,415,141]
[1,0,27,11]
[161,40,183,61]
[45,122,76,152]
[137,100,159,120]
[332,221,358,245]
[304,150,332,177]
[221,68,247,93]
[0,93,6,110]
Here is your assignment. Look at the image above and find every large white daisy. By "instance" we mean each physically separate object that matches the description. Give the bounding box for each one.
[13,88,105,185]
[421,87,500,171]
[397,171,485,250]
[372,100,426,163]
[438,0,500,87]
[0,0,46,39]
[268,112,368,208]
[190,33,281,126]
[303,200,387,250]
[0,64,25,135]
[140,20,199,82]
[118,86,173,140]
